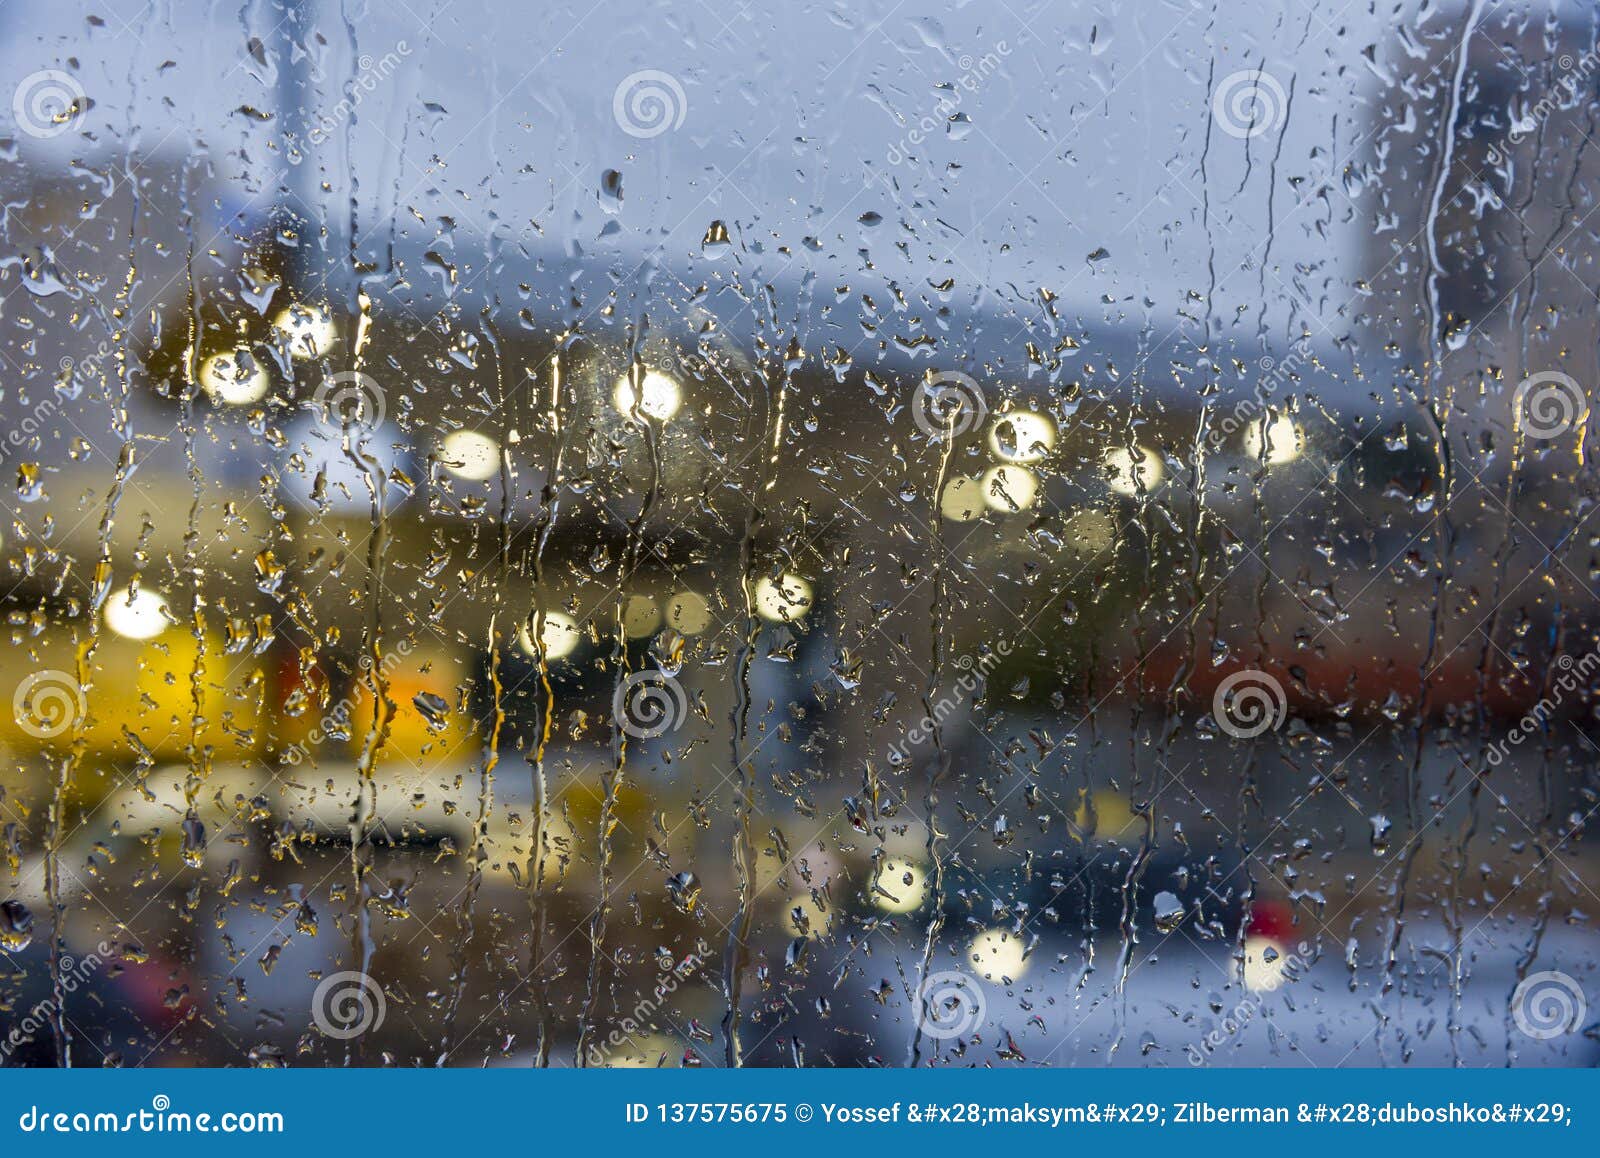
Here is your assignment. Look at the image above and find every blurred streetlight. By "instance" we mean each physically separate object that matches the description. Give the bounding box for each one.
[871,856,927,913]
[104,586,169,640]
[199,349,271,405]
[939,474,985,522]
[517,610,581,661]
[1104,445,1164,496]
[612,368,682,422]
[981,464,1039,512]
[665,590,713,634]
[1243,412,1304,465]
[987,411,1056,463]
[754,573,813,622]
[968,927,1030,979]
[272,303,336,359]
[438,430,500,481]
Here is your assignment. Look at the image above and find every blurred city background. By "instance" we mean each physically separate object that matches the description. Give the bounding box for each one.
[0,0,1597,1067]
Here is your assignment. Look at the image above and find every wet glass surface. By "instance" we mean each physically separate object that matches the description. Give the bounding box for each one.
[0,0,1597,1067]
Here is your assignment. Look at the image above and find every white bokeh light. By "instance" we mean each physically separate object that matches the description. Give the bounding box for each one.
[612,368,682,422]
[438,430,500,481]
[1240,935,1295,992]
[272,304,337,359]
[981,465,1039,512]
[199,349,270,405]
[517,610,582,661]
[754,573,813,622]
[104,586,169,640]
[987,411,1057,463]
[1104,445,1165,496]
[871,856,927,913]
[1243,411,1304,465]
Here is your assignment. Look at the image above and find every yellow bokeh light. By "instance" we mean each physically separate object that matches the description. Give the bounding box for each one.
[939,474,985,522]
[104,586,169,640]
[199,350,270,405]
[788,892,834,940]
[271,303,337,359]
[754,573,813,623]
[665,590,712,635]
[1243,412,1304,465]
[1104,445,1164,497]
[517,610,581,662]
[968,927,1029,980]
[439,430,500,481]
[981,465,1039,512]
[1065,509,1116,554]
[871,856,927,913]
[987,411,1057,463]
[612,369,683,422]
[622,594,660,638]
